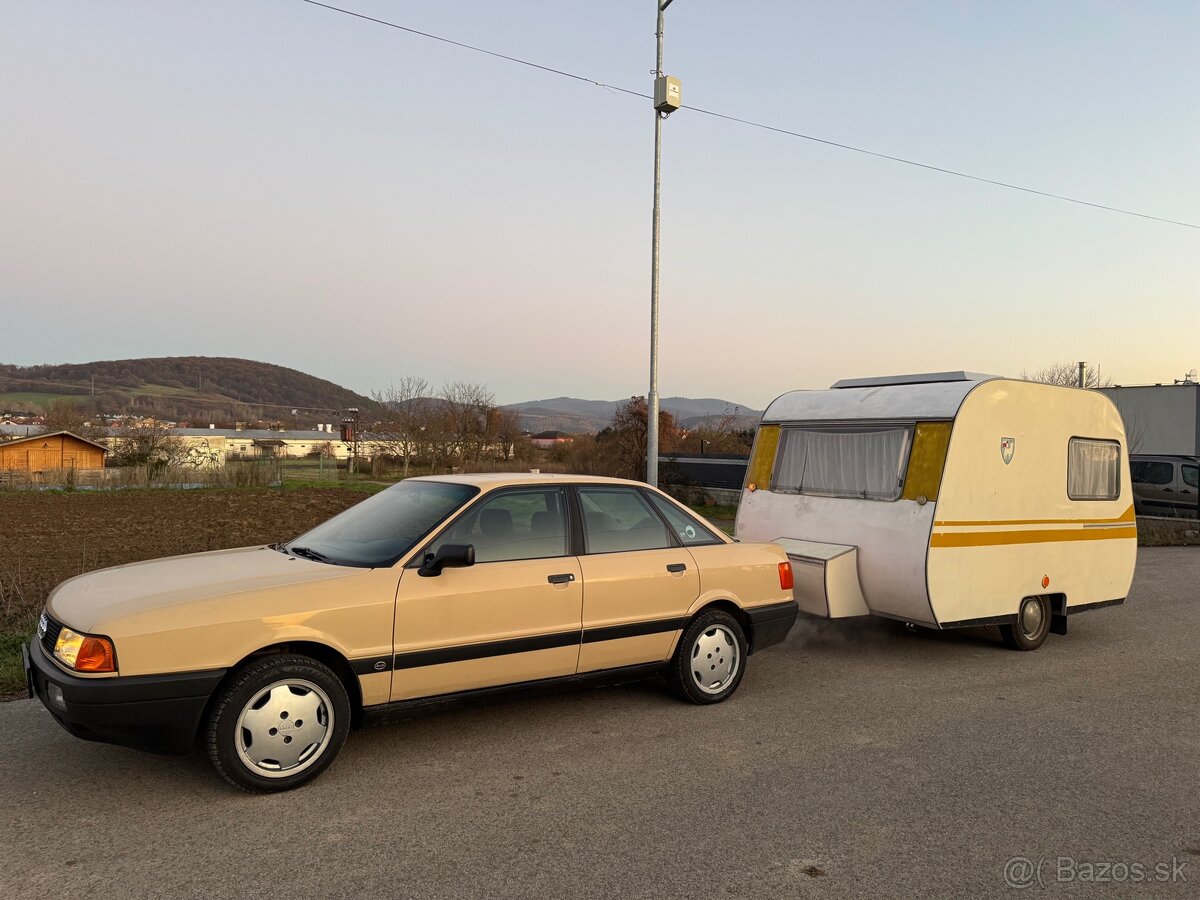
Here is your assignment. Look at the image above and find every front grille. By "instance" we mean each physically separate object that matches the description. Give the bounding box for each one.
[39,612,63,656]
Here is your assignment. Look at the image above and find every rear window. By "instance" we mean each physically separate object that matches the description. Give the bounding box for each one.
[1068,438,1121,501]
[771,426,912,501]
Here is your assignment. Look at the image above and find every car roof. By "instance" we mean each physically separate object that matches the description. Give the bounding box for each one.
[405,473,655,490]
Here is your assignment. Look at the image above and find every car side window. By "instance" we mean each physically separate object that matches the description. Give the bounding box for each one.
[430,488,568,563]
[1131,461,1174,486]
[1183,465,1198,488]
[645,493,722,545]
[578,487,672,554]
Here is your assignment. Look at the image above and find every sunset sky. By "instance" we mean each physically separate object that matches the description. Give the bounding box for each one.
[2,1,1197,408]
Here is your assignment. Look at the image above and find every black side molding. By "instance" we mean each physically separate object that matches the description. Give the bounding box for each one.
[361,662,669,727]
[940,597,1126,631]
[1065,597,1126,615]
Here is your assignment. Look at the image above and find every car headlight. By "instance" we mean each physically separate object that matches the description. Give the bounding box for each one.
[54,627,117,673]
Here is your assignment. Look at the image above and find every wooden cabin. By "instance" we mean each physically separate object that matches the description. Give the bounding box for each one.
[0,431,108,474]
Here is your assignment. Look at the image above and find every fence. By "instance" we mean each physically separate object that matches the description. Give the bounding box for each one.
[0,460,282,492]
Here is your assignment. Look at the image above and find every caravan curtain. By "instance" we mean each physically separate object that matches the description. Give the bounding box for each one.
[1068,438,1120,500]
[773,427,911,501]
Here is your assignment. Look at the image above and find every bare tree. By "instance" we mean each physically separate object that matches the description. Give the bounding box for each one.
[1123,413,1148,455]
[489,408,523,461]
[1021,362,1112,389]
[371,377,433,477]
[440,382,496,465]
[37,399,108,442]
[678,407,753,455]
[108,419,185,468]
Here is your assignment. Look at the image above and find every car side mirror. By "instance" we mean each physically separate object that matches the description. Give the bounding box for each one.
[418,543,475,577]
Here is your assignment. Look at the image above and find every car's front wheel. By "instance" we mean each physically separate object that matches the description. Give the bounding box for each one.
[668,609,747,704]
[205,654,350,792]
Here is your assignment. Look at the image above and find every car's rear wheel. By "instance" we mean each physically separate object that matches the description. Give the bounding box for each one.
[668,609,747,704]
[999,596,1051,651]
[205,654,350,792]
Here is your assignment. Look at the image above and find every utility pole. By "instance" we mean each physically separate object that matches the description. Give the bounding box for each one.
[1077,361,1087,388]
[647,0,681,487]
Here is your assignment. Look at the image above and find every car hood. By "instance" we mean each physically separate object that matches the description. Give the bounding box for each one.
[46,546,363,634]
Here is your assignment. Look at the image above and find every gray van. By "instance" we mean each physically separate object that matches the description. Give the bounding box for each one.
[1130,455,1199,518]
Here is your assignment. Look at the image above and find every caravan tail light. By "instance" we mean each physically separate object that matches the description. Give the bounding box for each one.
[778,561,794,591]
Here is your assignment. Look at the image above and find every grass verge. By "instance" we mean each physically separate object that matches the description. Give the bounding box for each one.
[0,632,31,697]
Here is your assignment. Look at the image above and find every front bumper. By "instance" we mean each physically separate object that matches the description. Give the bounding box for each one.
[25,639,226,755]
[746,600,799,653]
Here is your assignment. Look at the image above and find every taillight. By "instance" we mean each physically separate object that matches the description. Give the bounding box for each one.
[778,561,794,591]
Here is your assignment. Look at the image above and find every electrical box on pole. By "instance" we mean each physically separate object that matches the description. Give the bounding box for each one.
[654,75,681,113]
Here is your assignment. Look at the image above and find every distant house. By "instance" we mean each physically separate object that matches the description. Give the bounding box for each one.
[156,427,350,461]
[0,431,108,475]
[531,431,575,450]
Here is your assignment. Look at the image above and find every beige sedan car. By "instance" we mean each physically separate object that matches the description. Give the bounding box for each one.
[25,474,798,791]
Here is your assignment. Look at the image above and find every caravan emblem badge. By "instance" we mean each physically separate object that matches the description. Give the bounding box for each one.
[1000,437,1016,465]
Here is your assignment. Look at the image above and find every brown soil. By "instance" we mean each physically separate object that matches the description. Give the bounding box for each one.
[0,488,368,634]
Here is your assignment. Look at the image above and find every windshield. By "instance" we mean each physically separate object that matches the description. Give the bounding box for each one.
[287,480,478,567]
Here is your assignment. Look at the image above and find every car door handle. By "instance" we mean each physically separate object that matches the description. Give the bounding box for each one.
[1164,488,1174,492]
[666,563,687,573]
[547,573,575,584]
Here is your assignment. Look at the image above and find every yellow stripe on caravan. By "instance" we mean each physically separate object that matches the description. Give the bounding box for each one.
[934,505,1135,527]
[931,525,1137,548]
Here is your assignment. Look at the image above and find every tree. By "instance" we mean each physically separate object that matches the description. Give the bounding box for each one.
[371,377,433,477]
[596,396,680,481]
[440,381,496,465]
[37,399,108,443]
[108,419,185,469]
[489,408,524,461]
[1021,362,1112,389]
[677,407,753,455]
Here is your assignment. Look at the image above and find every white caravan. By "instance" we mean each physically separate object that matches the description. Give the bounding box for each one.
[735,373,1137,649]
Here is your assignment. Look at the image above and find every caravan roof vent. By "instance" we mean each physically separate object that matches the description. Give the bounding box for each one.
[831,371,997,389]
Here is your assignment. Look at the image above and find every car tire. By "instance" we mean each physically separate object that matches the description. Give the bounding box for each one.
[205,654,351,793]
[999,596,1051,651]
[668,609,747,704]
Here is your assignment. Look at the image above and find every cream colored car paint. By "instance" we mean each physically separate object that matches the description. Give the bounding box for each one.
[576,547,699,672]
[42,475,793,709]
[47,547,397,679]
[390,556,583,701]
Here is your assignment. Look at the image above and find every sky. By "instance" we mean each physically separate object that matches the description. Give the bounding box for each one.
[1,1,1197,409]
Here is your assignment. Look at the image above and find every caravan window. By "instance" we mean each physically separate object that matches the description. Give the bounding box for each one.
[1067,438,1120,501]
[772,426,912,501]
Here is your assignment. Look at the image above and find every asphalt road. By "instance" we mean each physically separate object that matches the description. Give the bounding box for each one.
[2,548,1197,899]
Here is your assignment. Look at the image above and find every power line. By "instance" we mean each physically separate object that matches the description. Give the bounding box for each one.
[298,0,1199,231]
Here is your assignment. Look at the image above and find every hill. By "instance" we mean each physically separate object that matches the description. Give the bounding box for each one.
[0,357,377,424]
[502,396,761,434]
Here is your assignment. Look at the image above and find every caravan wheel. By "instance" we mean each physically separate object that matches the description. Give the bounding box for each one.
[1000,596,1051,651]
